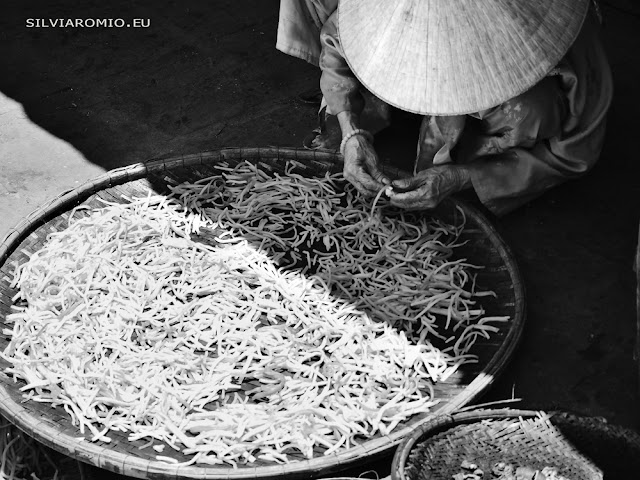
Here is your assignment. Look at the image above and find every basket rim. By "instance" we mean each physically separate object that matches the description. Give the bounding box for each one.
[390,408,608,480]
[0,147,526,480]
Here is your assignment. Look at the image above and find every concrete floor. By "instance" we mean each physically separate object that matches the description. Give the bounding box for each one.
[1,0,640,477]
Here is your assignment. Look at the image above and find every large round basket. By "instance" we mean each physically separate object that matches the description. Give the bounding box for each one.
[0,148,525,479]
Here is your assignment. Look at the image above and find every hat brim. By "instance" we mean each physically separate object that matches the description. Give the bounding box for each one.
[338,0,589,115]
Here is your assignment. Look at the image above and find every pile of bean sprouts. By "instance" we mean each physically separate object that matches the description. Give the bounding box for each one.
[2,161,508,466]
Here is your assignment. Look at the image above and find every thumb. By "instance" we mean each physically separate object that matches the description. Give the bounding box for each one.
[391,176,419,193]
[371,168,391,185]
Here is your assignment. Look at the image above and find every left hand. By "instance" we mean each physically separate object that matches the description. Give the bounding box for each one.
[387,165,472,210]
[342,134,389,197]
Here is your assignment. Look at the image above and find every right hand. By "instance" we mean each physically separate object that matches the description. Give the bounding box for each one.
[342,134,390,197]
[386,164,471,210]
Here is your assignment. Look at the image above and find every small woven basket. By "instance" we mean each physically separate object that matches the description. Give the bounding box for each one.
[391,409,609,480]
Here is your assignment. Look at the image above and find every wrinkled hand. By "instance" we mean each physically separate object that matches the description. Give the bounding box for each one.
[342,135,390,197]
[387,165,471,210]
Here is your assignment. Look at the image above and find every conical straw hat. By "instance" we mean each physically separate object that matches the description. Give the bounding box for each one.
[337,0,589,115]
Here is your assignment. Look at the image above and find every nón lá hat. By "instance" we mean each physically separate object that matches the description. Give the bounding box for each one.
[337,0,590,115]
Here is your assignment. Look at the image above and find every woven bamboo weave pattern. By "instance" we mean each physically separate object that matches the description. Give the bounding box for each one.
[338,0,589,114]
[0,148,525,479]
[393,409,603,480]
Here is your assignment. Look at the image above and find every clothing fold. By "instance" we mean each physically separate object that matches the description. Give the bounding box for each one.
[277,1,613,215]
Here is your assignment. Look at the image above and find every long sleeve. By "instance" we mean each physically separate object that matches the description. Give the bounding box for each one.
[276,0,338,65]
[318,12,364,116]
[458,11,613,216]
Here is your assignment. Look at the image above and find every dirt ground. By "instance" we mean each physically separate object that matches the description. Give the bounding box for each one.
[1,0,640,478]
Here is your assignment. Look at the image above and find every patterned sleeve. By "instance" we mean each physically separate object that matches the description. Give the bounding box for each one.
[318,12,365,116]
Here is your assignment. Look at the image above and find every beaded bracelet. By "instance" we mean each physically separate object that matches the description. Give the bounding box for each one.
[339,129,374,155]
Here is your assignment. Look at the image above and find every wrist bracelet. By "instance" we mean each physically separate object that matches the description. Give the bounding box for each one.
[339,129,374,155]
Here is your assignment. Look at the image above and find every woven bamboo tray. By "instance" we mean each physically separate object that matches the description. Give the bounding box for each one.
[0,148,525,480]
[391,409,606,480]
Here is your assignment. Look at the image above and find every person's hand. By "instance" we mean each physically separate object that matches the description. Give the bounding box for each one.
[387,165,472,210]
[342,134,390,197]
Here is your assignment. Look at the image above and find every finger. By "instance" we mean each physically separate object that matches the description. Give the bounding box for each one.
[344,165,384,197]
[388,187,437,210]
[358,174,387,196]
[368,163,391,186]
[356,153,389,191]
[360,168,388,194]
[390,176,420,193]
[389,194,434,210]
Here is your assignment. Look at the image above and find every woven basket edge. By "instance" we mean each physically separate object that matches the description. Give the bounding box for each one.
[0,147,524,480]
